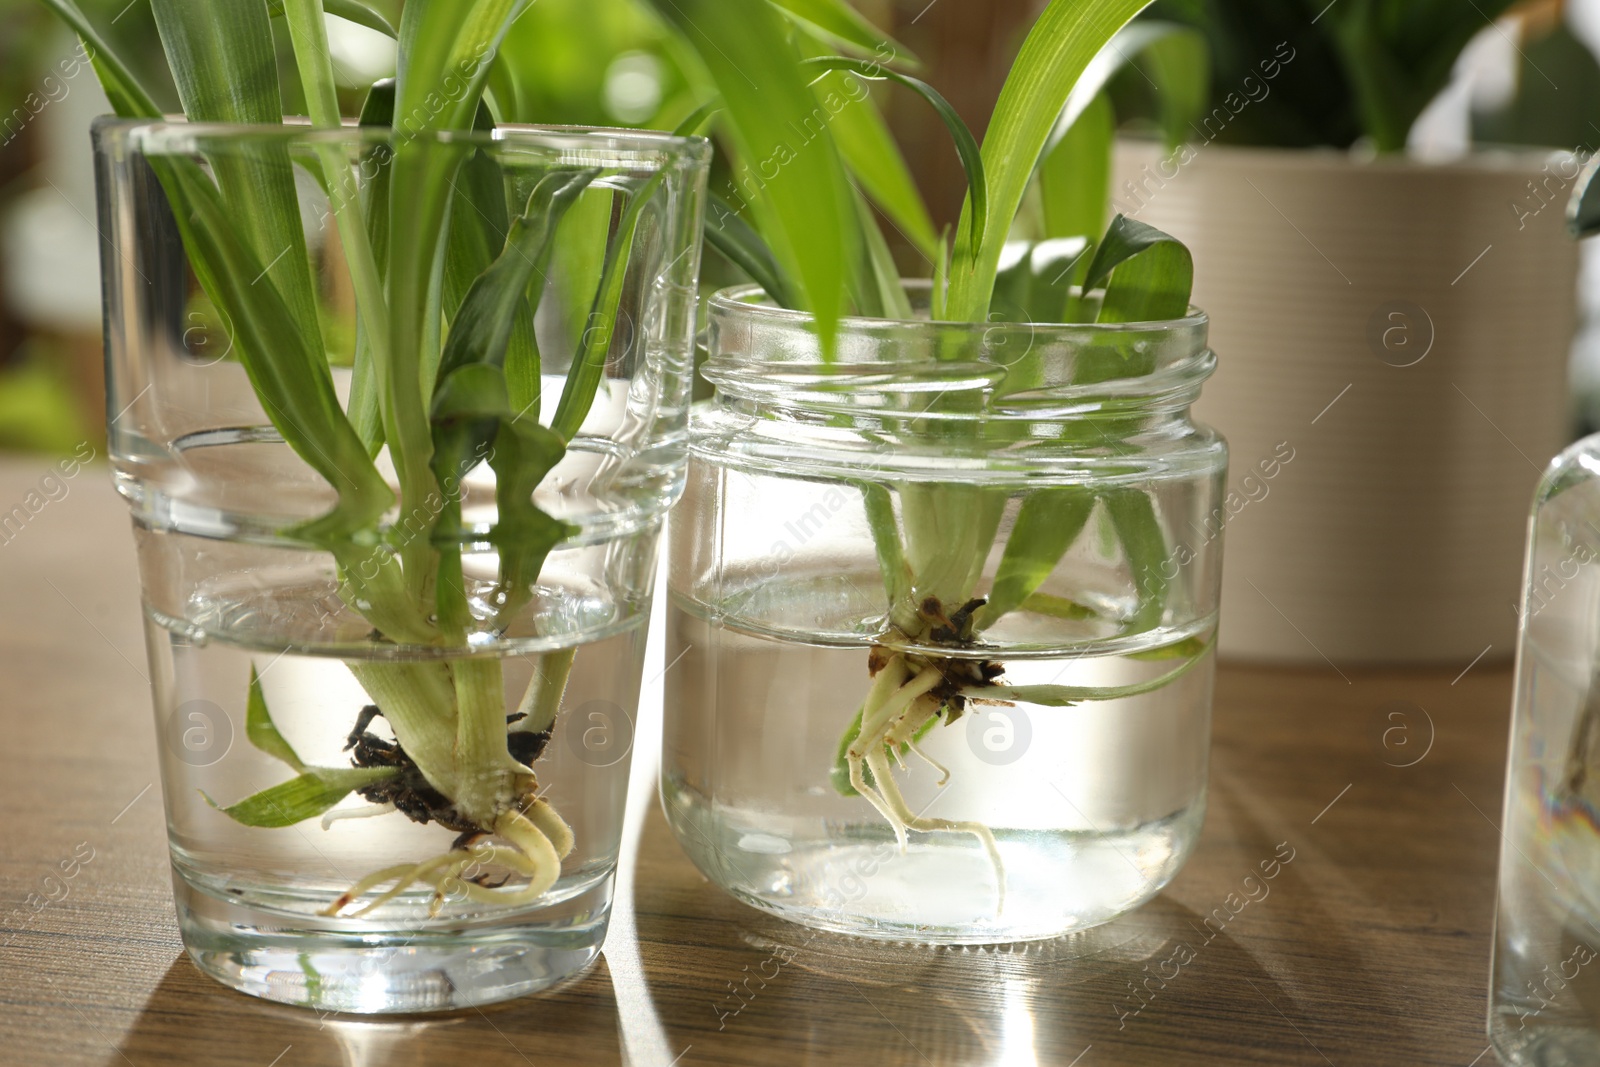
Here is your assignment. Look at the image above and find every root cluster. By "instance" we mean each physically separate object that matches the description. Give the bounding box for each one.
[847,596,1008,910]
[320,704,570,919]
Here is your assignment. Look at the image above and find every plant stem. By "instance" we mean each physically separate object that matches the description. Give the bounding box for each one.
[346,660,460,799]
[517,648,576,735]
[385,145,451,594]
[453,657,516,827]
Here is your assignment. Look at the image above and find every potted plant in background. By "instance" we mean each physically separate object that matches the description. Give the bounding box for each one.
[1109,0,1582,664]
[49,0,713,1012]
[656,0,1229,942]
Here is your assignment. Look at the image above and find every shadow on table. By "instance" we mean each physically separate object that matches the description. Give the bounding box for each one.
[109,897,1317,1067]
[631,882,1323,1065]
[111,951,624,1067]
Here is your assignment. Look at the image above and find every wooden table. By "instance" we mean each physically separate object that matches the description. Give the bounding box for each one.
[0,459,1515,1066]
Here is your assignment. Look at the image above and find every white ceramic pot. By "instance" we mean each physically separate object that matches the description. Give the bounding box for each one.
[1113,140,1579,665]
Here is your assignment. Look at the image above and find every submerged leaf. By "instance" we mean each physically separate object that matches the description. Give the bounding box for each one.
[205,767,399,828]
[1128,634,1211,661]
[861,482,915,631]
[976,489,1096,630]
[1047,21,1208,156]
[487,418,580,629]
[975,636,1212,706]
[830,708,864,797]
[1102,487,1170,636]
[346,78,396,457]
[245,667,305,772]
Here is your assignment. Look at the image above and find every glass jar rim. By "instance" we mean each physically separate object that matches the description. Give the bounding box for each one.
[97,116,712,170]
[703,282,1216,423]
[707,281,1209,336]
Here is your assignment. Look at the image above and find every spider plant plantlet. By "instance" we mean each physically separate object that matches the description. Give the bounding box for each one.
[57,0,710,1008]
[658,0,1225,941]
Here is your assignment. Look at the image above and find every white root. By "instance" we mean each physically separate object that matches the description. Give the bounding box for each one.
[320,801,397,831]
[848,666,942,762]
[320,805,570,918]
[525,796,575,858]
[850,747,908,851]
[846,662,1006,915]
[865,747,1006,916]
[905,737,951,786]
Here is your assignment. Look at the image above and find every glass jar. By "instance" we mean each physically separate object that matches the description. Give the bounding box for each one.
[662,284,1228,943]
[1492,434,1600,1060]
[94,120,708,1011]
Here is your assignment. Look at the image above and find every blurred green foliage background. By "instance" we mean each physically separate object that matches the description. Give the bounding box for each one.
[0,0,1595,454]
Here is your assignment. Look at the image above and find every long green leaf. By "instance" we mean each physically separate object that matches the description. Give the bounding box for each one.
[205,767,399,828]
[440,107,515,369]
[1103,487,1169,636]
[945,0,1150,323]
[1134,23,1210,151]
[347,79,395,456]
[152,0,324,349]
[550,171,661,441]
[386,4,530,560]
[854,185,913,319]
[975,637,1211,705]
[548,188,613,386]
[39,0,161,117]
[245,667,304,771]
[794,39,936,262]
[1045,21,1206,156]
[647,0,851,351]
[283,0,396,493]
[705,193,797,308]
[267,0,398,38]
[396,0,520,134]
[282,0,344,126]
[804,57,983,253]
[975,489,1096,629]
[1039,91,1113,245]
[154,160,394,542]
[771,0,917,67]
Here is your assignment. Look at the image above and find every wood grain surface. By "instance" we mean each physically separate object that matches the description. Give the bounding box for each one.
[0,459,1514,1066]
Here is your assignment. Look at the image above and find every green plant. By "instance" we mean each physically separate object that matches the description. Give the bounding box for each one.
[43,0,710,915]
[654,0,1213,891]
[1139,0,1521,152]
[48,0,1207,911]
